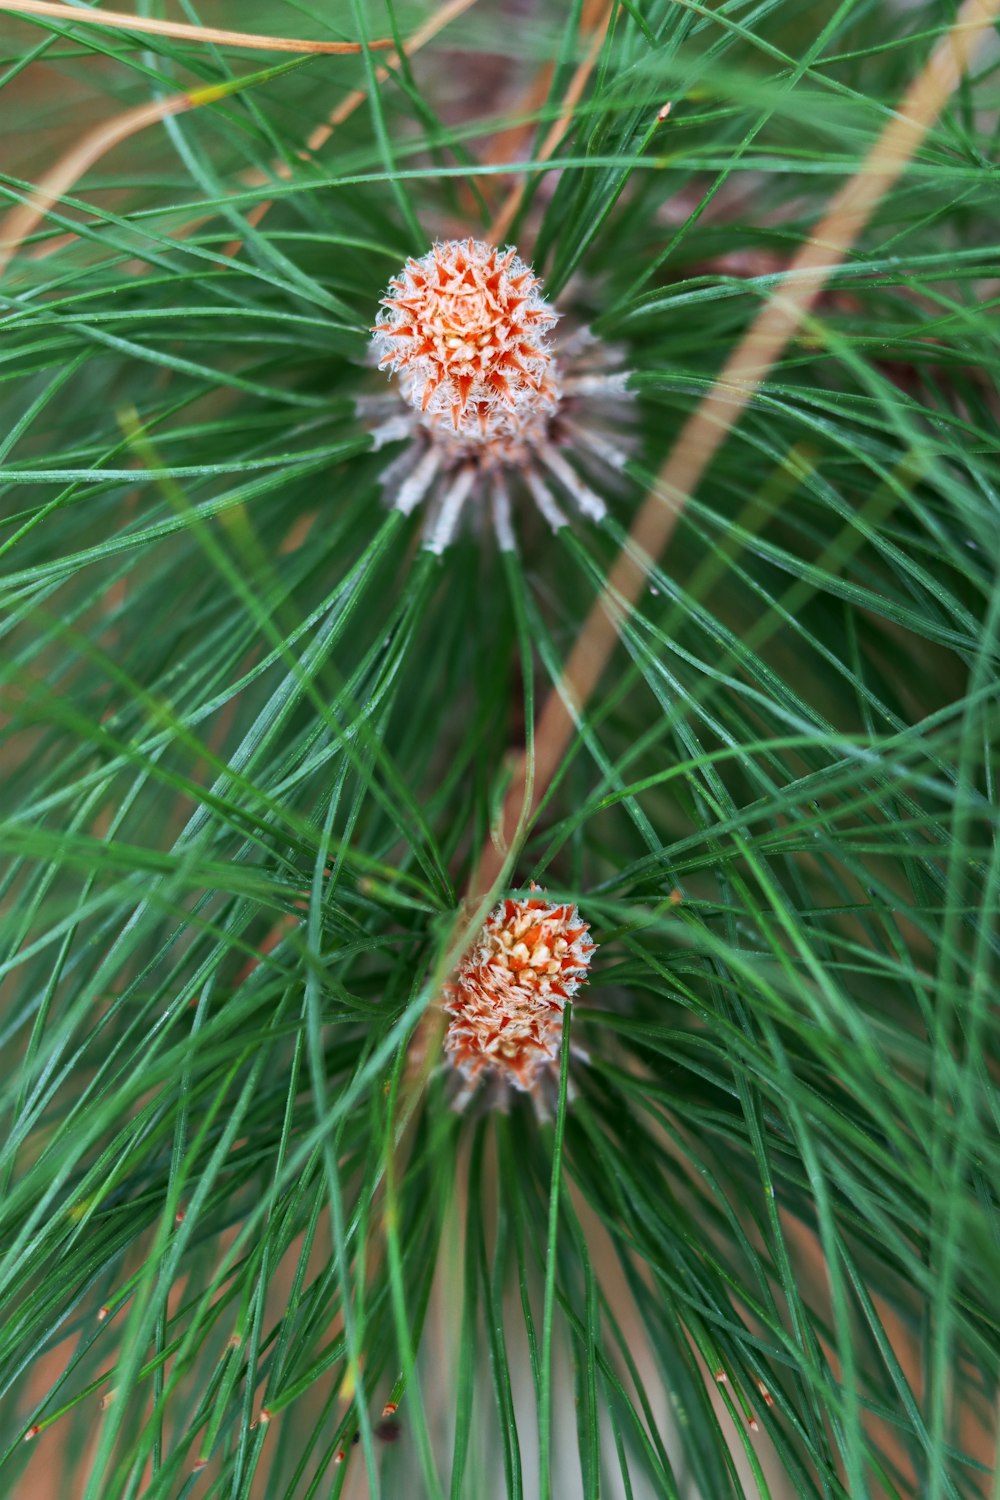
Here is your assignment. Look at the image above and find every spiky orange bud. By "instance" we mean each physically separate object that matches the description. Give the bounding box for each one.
[444,891,595,1097]
[364,241,632,550]
[373,239,558,435]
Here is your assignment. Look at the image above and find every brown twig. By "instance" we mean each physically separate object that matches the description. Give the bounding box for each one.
[0,0,394,54]
[223,0,480,255]
[0,0,477,275]
[463,0,606,223]
[488,0,613,244]
[389,0,617,1104]
[395,0,999,1125]
[468,0,1000,909]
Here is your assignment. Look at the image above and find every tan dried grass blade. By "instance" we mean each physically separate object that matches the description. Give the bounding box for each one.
[0,95,188,275]
[0,67,300,273]
[5,0,477,270]
[0,0,393,54]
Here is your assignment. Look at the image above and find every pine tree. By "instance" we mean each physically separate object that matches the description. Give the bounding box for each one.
[1,2,998,1496]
